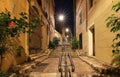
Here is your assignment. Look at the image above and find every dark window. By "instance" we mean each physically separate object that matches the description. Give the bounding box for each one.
[89,0,93,9]
[79,33,83,49]
[37,0,42,6]
[79,11,82,24]
[32,6,39,14]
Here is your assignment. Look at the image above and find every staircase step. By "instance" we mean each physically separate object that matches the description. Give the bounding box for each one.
[29,72,78,77]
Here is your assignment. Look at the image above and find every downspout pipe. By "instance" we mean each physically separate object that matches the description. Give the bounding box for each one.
[86,0,88,32]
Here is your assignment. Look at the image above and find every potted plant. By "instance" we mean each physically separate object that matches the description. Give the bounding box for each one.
[70,37,79,51]
[53,37,60,46]
[48,41,55,50]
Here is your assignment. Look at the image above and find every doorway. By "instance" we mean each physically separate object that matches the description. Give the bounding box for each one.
[88,26,95,56]
[79,33,83,49]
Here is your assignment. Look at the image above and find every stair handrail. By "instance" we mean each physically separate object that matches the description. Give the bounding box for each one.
[68,53,75,72]
[58,45,75,77]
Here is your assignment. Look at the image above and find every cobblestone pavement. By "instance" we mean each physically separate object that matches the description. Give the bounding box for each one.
[28,45,96,77]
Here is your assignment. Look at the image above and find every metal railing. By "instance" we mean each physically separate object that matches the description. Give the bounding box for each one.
[58,45,75,77]
[68,53,75,72]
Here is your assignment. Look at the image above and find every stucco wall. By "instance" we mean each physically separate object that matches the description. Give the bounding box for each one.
[88,0,118,63]
[76,0,88,52]
[76,0,119,63]
[0,0,28,71]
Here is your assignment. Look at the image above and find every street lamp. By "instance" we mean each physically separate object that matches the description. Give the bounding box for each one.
[65,28,69,32]
[58,14,65,44]
[59,14,64,21]
[66,35,69,38]
[65,27,72,42]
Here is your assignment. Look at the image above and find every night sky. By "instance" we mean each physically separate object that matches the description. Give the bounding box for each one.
[55,0,74,35]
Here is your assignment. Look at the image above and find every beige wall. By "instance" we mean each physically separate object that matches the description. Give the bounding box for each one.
[48,0,57,41]
[88,0,119,63]
[76,0,88,52]
[76,0,119,63]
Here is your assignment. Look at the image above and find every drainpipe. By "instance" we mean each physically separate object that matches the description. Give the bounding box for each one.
[86,0,88,32]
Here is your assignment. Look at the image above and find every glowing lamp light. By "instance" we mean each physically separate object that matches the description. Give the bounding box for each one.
[59,14,64,21]
[66,28,69,32]
[66,35,69,38]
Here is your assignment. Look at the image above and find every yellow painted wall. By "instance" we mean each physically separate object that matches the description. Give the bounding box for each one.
[41,24,48,50]
[88,0,119,63]
[0,0,56,71]
[30,0,54,51]
[0,0,29,71]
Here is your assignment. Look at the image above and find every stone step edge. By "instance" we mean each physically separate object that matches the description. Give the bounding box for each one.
[9,56,49,77]
[78,56,120,74]
[30,54,47,61]
[20,56,49,73]
[78,56,112,73]
[78,56,105,73]
[29,72,78,77]
[87,56,112,67]
[30,49,51,60]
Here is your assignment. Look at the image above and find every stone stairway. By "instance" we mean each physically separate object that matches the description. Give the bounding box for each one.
[29,72,78,77]
[9,50,51,77]
[78,56,120,75]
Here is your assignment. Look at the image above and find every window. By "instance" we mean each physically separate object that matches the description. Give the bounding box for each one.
[32,6,39,14]
[79,11,82,24]
[44,0,48,18]
[45,0,48,13]
[79,33,83,49]
[37,0,42,6]
[89,0,93,9]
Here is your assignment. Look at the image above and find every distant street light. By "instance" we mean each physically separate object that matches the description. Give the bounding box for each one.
[58,14,65,43]
[59,14,64,21]
[66,35,69,38]
[65,28,69,32]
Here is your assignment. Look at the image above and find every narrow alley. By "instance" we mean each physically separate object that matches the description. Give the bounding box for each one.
[1,0,120,77]
[27,45,95,77]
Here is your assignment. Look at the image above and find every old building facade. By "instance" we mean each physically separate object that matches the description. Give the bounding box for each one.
[75,0,88,53]
[75,0,119,63]
[0,0,57,71]
[28,0,56,54]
